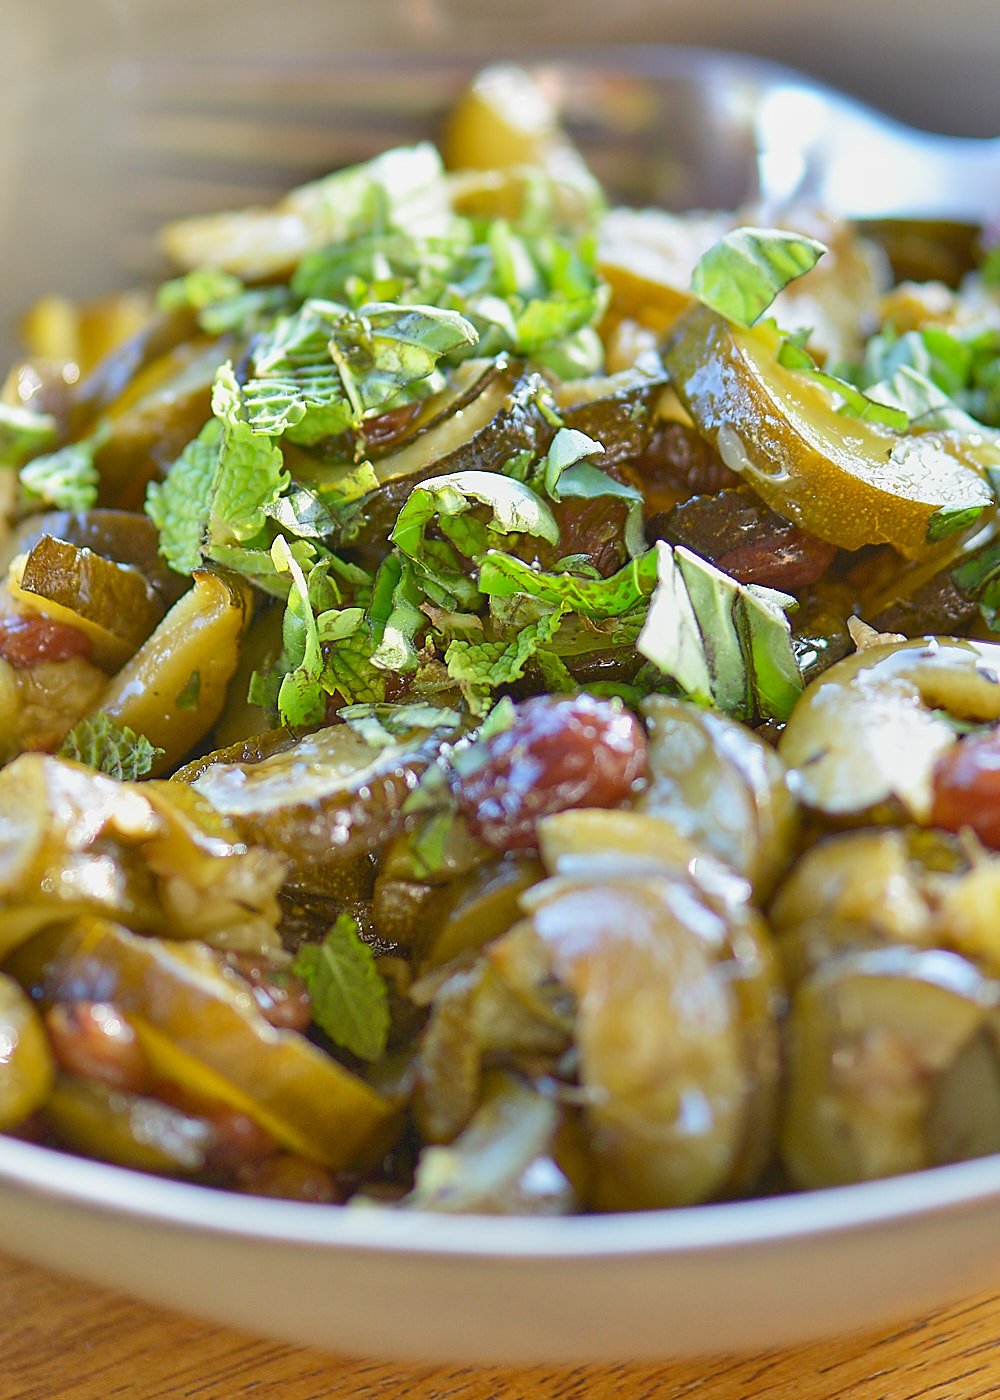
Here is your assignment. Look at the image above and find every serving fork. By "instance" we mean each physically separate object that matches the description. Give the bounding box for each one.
[114,47,1000,227]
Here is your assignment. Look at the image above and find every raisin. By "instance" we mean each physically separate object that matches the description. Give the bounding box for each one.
[931,728,1000,848]
[45,1002,151,1094]
[152,1079,280,1175]
[453,694,648,850]
[202,1108,281,1176]
[652,487,837,590]
[542,494,630,578]
[0,613,92,668]
[715,530,837,590]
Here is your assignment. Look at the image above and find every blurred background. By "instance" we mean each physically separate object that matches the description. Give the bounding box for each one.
[1,0,998,347]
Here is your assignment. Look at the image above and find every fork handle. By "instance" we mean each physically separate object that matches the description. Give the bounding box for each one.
[799,100,1000,223]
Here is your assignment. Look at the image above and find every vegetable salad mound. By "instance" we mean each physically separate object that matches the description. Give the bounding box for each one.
[4,64,1000,1212]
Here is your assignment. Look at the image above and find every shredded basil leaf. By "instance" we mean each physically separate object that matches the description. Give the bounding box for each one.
[691,227,826,328]
[637,543,802,722]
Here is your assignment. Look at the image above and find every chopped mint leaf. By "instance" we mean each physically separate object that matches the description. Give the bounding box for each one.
[334,301,476,415]
[950,538,1000,632]
[477,547,657,618]
[477,694,518,743]
[513,288,610,355]
[863,325,969,399]
[276,667,325,729]
[389,469,559,610]
[209,365,290,547]
[271,534,327,728]
[500,448,536,483]
[919,326,977,396]
[316,606,365,644]
[973,576,1000,632]
[198,286,290,337]
[368,554,425,672]
[291,913,390,1061]
[857,322,1000,431]
[238,303,349,441]
[262,485,338,539]
[328,460,380,505]
[19,432,103,512]
[207,540,303,599]
[157,267,245,313]
[241,300,478,446]
[292,225,474,304]
[58,714,164,780]
[408,806,456,878]
[145,418,222,574]
[293,206,608,368]
[0,403,57,468]
[445,608,565,714]
[637,542,802,722]
[867,365,982,434]
[297,142,454,247]
[340,701,461,748]
[488,221,539,299]
[448,694,520,778]
[392,470,559,559]
[320,627,388,706]
[691,227,826,328]
[533,648,577,692]
[532,324,605,379]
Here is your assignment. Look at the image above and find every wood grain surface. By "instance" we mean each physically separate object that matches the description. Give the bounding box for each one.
[4,1250,1000,1400]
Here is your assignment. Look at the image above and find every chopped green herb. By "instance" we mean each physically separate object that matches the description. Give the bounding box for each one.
[145,419,222,574]
[241,300,478,445]
[777,335,910,431]
[291,913,390,1061]
[477,547,657,618]
[20,433,103,512]
[157,267,245,313]
[637,543,802,722]
[58,714,165,780]
[691,227,826,328]
[926,505,987,543]
[271,534,327,728]
[445,608,565,713]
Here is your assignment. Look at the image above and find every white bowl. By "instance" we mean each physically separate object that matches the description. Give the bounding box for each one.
[5,5,1000,1366]
[4,1134,1000,1362]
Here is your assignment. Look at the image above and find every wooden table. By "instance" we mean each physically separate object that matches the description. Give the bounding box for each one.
[4,1251,1000,1400]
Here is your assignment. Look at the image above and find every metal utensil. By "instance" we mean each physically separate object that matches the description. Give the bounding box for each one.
[115,46,1000,225]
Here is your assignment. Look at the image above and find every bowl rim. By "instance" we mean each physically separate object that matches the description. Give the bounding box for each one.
[3,1133,1000,1260]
